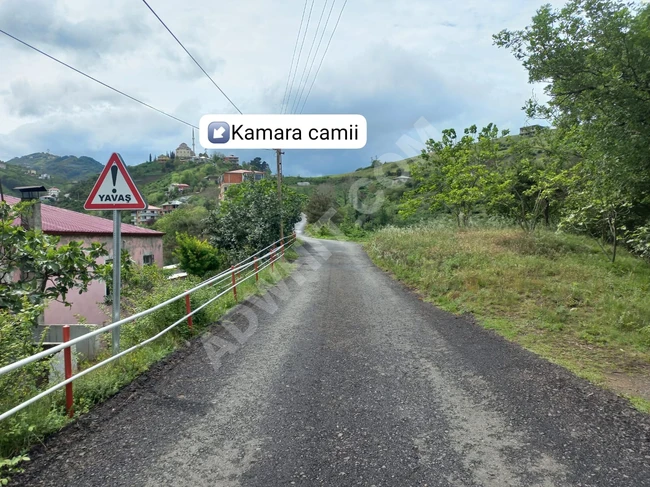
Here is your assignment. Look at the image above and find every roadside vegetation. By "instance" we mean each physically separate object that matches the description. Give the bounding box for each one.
[362,0,650,411]
[366,223,650,410]
[0,179,302,481]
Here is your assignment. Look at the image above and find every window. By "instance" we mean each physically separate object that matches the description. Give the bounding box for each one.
[143,254,154,266]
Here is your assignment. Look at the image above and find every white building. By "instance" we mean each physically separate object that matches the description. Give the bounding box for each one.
[176,143,194,160]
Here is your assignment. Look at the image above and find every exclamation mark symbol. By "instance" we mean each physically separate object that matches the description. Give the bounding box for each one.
[111,165,118,194]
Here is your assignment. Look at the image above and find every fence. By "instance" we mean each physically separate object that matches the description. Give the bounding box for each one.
[0,232,297,421]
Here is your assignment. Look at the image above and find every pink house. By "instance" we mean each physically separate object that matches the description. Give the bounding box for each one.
[6,196,164,326]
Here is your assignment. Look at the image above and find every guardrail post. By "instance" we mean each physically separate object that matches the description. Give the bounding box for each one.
[63,325,74,418]
[254,256,259,282]
[281,241,285,259]
[185,291,193,330]
[271,246,275,271]
[231,265,237,301]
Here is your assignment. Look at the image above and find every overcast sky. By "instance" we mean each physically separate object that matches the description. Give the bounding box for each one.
[0,0,565,176]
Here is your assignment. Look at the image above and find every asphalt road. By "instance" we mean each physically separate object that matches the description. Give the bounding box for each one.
[14,234,650,486]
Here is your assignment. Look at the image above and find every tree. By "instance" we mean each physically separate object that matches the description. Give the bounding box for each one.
[494,128,576,232]
[248,157,270,173]
[494,0,650,226]
[153,205,209,264]
[149,154,152,163]
[0,201,109,313]
[305,184,339,224]
[401,124,511,227]
[206,179,306,262]
[173,233,223,278]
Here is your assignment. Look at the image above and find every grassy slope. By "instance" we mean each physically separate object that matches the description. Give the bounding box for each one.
[365,225,650,412]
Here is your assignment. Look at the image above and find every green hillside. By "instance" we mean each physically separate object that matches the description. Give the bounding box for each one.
[7,152,102,180]
[0,164,49,198]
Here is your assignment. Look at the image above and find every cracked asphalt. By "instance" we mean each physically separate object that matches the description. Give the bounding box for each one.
[12,234,650,486]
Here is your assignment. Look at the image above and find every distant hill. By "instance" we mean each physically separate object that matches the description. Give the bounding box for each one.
[7,152,103,180]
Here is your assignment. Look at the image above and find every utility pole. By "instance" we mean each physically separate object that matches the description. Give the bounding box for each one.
[276,148,284,243]
[192,128,196,156]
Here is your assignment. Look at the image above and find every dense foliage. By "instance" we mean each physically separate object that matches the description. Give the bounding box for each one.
[206,179,305,262]
[173,233,224,278]
[0,201,109,312]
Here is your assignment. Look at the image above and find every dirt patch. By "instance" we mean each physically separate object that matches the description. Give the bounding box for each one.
[605,371,650,402]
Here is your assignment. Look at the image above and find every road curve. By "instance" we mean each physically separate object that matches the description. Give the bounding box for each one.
[13,235,650,486]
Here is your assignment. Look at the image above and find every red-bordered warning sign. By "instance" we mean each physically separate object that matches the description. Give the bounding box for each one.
[84,153,147,210]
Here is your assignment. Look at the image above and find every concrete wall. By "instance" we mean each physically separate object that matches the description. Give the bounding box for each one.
[43,234,163,326]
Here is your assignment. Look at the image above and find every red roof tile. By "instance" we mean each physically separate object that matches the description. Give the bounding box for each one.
[4,196,163,237]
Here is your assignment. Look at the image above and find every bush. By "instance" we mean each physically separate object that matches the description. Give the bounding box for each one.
[173,233,224,278]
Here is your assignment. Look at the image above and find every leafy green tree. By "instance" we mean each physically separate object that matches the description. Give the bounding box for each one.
[173,233,223,278]
[494,0,650,231]
[495,128,577,232]
[401,124,510,227]
[560,160,632,262]
[206,179,305,261]
[247,157,270,173]
[153,205,209,264]
[305,184,339,224]
[0,201,109,313]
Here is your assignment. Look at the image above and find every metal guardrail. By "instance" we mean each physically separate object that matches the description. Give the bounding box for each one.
[0,233,297,421]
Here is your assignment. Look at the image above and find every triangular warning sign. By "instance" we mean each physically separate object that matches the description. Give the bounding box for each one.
[84,153,147,210]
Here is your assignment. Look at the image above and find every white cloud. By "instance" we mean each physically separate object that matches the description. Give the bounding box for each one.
[0,0,565,173]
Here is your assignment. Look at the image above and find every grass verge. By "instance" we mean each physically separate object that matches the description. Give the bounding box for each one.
[365,224,650,412]
[0,247,299,481]
[305,223,370,242]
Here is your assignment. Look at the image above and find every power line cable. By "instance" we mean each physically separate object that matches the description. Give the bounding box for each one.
[0,28,197,128]
[298,0,347,114]
[289,0,331,114]
[284,0,316,114]
[280,0,309,114]
[141,0,243,114]
[291,0,337,114]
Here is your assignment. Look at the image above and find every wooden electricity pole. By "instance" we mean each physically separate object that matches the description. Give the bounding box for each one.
[276,148,284,243]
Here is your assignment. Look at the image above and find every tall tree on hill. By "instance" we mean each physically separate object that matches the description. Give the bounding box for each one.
[494,0,650,243]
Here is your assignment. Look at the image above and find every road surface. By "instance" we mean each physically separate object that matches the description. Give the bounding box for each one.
[14,234,650,486]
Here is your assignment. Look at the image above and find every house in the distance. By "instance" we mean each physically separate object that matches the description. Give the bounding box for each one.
[223,155,239,166]
[157,154,170,163]
[132,205,163,226]
[162,200,182,214]
[48,187,60,198]
[169,183,190,193]
[218,169,265,200]
[6,195,163,326]
[176,143,194,160]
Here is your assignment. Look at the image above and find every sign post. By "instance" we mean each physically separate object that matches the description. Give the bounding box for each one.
[112,210,121,353]
[84,153,147,354]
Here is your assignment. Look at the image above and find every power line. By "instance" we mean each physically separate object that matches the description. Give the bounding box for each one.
[284,0,316,114]
[291,0,337,114]
[280,0,309,114]
[299,0,348,114]
[141,0,243,114]
[289,0,332,114]
[0,28,197,129]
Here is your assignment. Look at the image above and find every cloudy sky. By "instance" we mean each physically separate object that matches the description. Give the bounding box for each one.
[0,0,564,176]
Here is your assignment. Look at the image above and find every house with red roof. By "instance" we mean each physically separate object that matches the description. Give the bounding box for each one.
[5,195,164,326]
